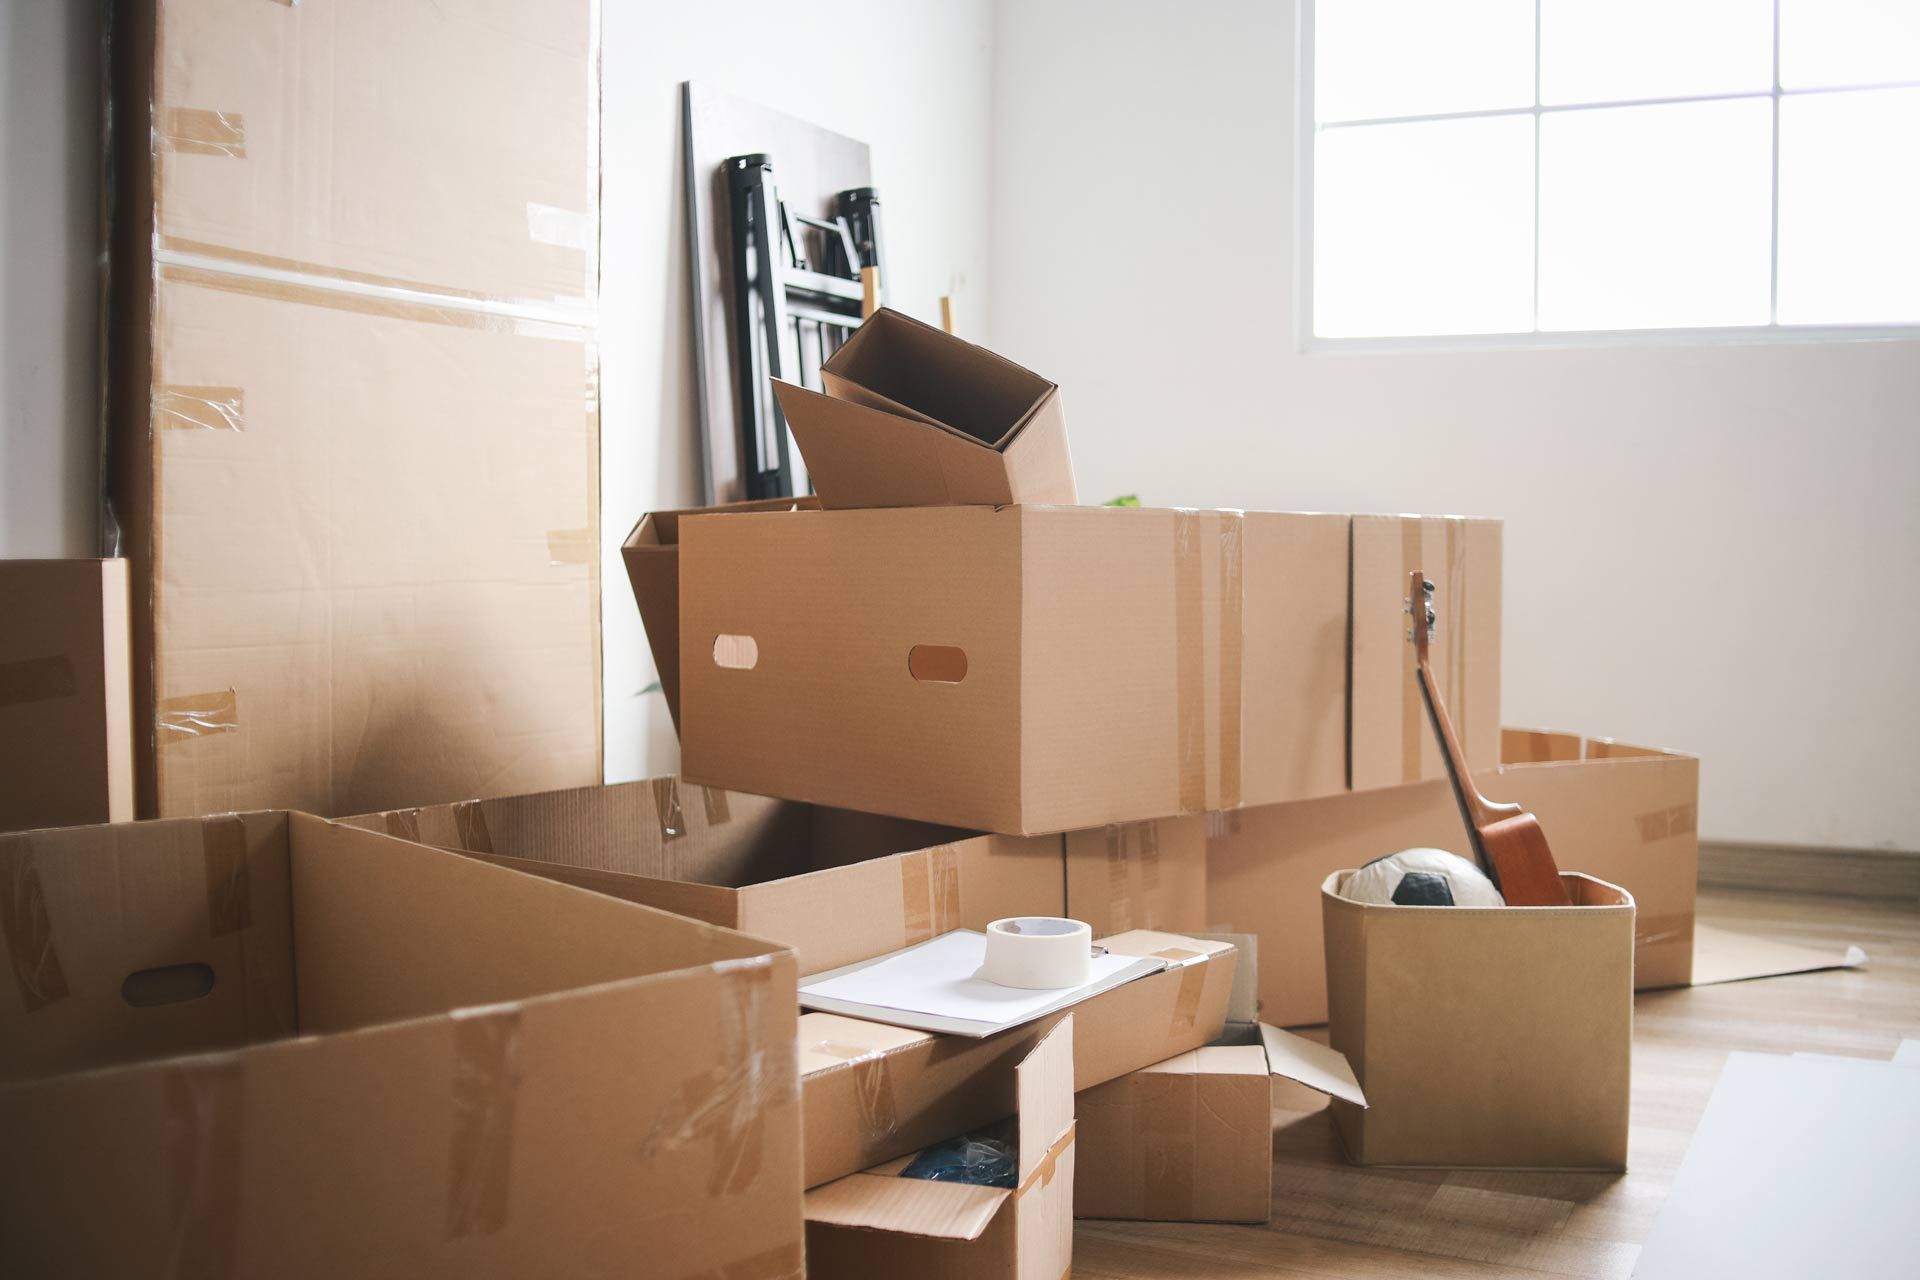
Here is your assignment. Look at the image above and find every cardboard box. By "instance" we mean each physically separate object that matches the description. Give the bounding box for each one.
[1073,936,1366,1223]
[621,496,819,732]
[0,560,135,832]
[1350,514,1502,791]
[1323,870,1635,1169]
[108,1,602,818]
[676,503,1350,834]
[804,1017,1076,1279]
[799,930,1237,1188]
[1206,728,1699,1026]
[0,811,803,1278]
[774,307,1078,509]
[343,776,1063,978]
[1063,816,1209,937]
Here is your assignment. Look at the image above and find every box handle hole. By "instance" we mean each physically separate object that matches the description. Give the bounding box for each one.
[713,634,759,670]
[122,962,215,1008]
[908,644,968,683]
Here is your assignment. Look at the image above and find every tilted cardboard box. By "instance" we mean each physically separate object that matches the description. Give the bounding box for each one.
[1207,728,1699,1026]
[0,812,802,1278]
[799,931,1237,1188]
[676,503,1351,834]
[776,307,1078,509]
[0,560,135,833]
[343,777,1062,978]
[804,1017,1076,1279]
[1322,871,1635,1170]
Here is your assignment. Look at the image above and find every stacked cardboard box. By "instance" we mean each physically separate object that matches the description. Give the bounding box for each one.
[106,0,602,819]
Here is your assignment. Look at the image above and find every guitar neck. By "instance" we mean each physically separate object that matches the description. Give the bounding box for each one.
[1416,655,1499,873]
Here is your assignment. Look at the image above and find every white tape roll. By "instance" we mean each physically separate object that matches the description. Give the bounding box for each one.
[981,917,1094,990]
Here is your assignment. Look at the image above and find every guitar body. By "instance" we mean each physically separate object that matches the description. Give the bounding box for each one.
[1478,813,1573,909]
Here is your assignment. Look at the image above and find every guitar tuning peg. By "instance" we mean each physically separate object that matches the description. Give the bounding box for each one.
[1422,579,1435,595]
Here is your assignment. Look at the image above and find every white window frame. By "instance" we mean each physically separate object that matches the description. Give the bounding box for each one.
[1296,0,1920,352]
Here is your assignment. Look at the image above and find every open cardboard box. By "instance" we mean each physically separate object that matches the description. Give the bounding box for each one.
[799,930,1237,1188]
[0,812,802,1278]
[0,559,135,833]
[804,1016,1076,1279]
[774,307,1078,510]
[1074,935,1365,1223]
[343,776,1066,979]
[1323,870,1634,1169]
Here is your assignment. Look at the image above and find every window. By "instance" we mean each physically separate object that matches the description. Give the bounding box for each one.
[1303,0,1920,342]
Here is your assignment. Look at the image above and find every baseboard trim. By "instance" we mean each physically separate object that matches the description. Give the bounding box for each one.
[1699,840,1920,901]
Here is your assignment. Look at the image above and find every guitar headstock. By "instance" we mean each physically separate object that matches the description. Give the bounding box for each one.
[1406,570,1436,663]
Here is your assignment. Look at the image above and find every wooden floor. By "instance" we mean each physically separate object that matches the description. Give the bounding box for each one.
[1073,887,1919,1279]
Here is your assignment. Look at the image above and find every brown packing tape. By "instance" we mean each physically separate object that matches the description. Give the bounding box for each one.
[0,655,80,709]
[0,835,71,1012]
[160,107,246,158]
[153,385,245,431]
[1635,803,1699,843]
[546,528,594,565]
[1013,1125,1076,1200]
[1103,826,1133,933]
[201,814,252,937]
[700,785,732,826]
[446,1006,523,1240]
[1173,512,1206,812]
[807,1040,901,1147]
[157,688,239,743]
[1167,960,1207,1035]
[162,1056,245,1280]
[159,236,518,309]
[1217,517,1244,810]
[1636,912,1697,950]
[1400,519,1423,783]
[900,845,963,944]
[383,809,423,843]
[651,777,687,843]
[1205,809,1242,840]
[453,800,494,854]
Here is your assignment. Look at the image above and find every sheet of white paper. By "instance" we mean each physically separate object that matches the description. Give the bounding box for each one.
[801,930,1145,1028]
[1632,1052,1920,1279]
[1893,1040,1920,1067]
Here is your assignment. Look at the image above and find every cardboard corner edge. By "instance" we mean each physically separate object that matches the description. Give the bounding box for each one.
[1257,1023,1367,1109]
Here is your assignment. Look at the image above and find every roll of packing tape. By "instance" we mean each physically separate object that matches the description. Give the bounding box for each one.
[982,917,1094,990]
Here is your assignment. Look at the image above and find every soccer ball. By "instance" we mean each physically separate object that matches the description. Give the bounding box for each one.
[1342,847,1504,908]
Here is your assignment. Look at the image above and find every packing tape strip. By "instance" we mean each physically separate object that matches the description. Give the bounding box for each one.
[1102,823,1168,934]
[699,784,732,826]
[159,107,246,158]
[546,528,594,565]
[157,688,239,743]
[453,800,494,854]
[201,814,253,937]
[1172,511,1246,814]
[1217,516,1244,810]
[1013,1125,1076,1200]
[0,655,79,709]
[446,1004,523,1240]
[383,808,423,843]
[153,385,245,431]
[651,777,687,843]
[162,1055,245,1280]
[675,1244,805,1280]
[526,202,595,252]
[1153,948,1208,1035]
[0,834,71,1012]
[1636,912,1697,950]
[1635,803,1699,843]
[900,845,962,944]
[807,1040,900,1145]
[158,236,543,311]
[1174,512,1206,811]
[1103,825,1134,933]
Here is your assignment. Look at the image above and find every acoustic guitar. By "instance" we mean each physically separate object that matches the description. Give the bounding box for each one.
[1409,570,1572,907]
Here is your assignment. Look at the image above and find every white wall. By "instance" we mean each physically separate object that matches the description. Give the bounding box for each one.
[988,0,1920,850]
[600,0,997,783]
[0,0,101,558]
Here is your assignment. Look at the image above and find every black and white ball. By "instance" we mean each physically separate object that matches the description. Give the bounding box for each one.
[1342,847,1504,907]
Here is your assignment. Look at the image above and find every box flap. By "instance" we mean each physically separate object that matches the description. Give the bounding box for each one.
[819,308,1052,448]
[1101,930,1233,966]
[799,1011,934,1079]
[803,1166,1009,1241]
[1015,1015,1075,1184]
[1258,1024,1367,1107]
[774,380,1020,509]
[1197,932,1259,1024]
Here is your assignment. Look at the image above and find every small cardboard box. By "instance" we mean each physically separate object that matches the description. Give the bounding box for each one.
[677,503,1350,834]
[0,560,135,833]
[804,1017,1076,1279]
[343,776,1062,978]
[0,811,803,1278]
[1349,514,1502,790]
[1206,727,1699,1027]
[1322,870,1635,1170]
[799,930,1237,1188]
[1073,936,1365,1223]
[775,307,1078,509]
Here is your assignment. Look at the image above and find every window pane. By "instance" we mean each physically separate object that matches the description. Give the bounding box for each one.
[1777,87,1920,324]
[1780,0,1920,90]
[1315,0,1534,123]
[1538,99,1772,330]
[1314,116,1535,337]
[1540,0,1774,105]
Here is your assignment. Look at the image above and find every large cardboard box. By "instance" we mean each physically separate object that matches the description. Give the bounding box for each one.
[1063,816,1209,937]
[0,560,135,832]
[804,1018,1076,1279]
[775,307,1078,510]
[0,811,802,1278]
[799,931,1237,1188]
[1322,871,1635,1169]
[676,503,1351,834]
[344,777,1061,978]
[1350,514,1502,790]
[108,0,602,818]
[1206,728,1699,1026]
